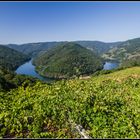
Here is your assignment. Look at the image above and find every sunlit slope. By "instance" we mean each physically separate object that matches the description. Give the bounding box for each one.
[92,66,140,82]
[0,67,140,138]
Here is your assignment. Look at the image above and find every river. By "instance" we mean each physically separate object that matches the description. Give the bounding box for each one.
[103,61,119,70]
[16,60,53,82]
[16,60,119,81]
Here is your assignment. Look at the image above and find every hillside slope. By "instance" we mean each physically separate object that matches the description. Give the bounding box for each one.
[7,42,66,57]
[33,42,103,79]
[0,67,140,138]
[0,45,30,71]
[75,41,121,55]
[102,38,140,66]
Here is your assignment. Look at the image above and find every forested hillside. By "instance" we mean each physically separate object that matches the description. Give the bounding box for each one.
[75,41,122,55]
[102,38,140,67]
[7,42,66,57]
[33,42,103,79]
[0,45,30,71]
[0,66,40,92]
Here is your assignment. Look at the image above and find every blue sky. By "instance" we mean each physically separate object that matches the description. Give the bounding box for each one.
[0,2,140,44]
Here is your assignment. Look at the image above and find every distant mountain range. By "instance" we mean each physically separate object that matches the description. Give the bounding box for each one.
[3,37,140,68]
[7,42,66,57]
[6,40,122,57]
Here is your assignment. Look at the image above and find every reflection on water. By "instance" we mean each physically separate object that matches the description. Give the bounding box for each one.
[16,60,52,82]
[16,60,119,81]
[103,62,119,70]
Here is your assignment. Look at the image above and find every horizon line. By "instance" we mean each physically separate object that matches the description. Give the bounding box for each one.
[1,37,140,45]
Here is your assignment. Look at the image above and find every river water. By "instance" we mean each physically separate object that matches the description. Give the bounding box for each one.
[16,60,119,81]
[103,61,119,70]
[16,60,52,82]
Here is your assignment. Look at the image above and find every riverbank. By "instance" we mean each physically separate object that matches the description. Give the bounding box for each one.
[15,60,119,82]
[16,60,54,82]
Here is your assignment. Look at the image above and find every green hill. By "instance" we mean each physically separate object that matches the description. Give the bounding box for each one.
[102,38,140,67]
[0,67,140,138]
[0,45,30,71]
[33,42,103,79]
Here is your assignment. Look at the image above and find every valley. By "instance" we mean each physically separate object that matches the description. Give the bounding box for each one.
[16,59,53,82]
[15,60,119,81]
[1,2,140,138]
[0,37,140,138]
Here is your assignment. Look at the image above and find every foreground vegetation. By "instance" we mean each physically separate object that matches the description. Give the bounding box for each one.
[0,67,41,92]
[0,67,140,138]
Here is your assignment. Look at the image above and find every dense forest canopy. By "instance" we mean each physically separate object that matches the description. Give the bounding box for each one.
[0,45,30,71]
[33,42,104,79]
